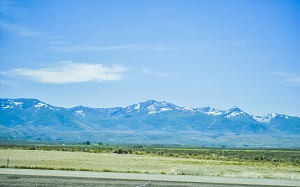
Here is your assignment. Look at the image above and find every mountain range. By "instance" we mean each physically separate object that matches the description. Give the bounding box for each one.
[1,98,299,147]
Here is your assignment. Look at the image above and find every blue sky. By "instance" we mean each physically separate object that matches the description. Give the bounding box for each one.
[0,0,300,116]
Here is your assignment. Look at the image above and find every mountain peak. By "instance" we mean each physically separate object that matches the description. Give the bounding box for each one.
[229,106,242,111]
[124,100,180,115]
[224,106,247,118]
[142,99,157,104]
[197,106,223,116]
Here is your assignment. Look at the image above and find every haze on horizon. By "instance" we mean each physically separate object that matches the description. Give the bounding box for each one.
[0,0,300,117]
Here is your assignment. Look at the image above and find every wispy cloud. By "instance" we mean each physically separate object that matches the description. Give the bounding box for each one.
[52,41,250,52]
[0,1,62,45]
[0,21,22,33]
[0,0,27,20]
[20,31,42,36]
[273,72,300,86]
[52,44,181,52]
[155,72,170,77]
[142,68,151,75]
[141,67,171,77]
[189,41,250,50]
[53,44,138,52]
[0,21,43,37]
[1,61,127,84]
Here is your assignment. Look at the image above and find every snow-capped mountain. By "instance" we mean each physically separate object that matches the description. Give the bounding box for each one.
[111,100,195,116]
[1,98,291,123]
[1,98,299,147]
[0,98,59,111]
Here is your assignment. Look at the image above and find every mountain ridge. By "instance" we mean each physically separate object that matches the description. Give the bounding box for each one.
[2,98,295,119]
[1,98,300,147]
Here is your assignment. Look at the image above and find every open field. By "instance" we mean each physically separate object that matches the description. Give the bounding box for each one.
[1,146,300,180]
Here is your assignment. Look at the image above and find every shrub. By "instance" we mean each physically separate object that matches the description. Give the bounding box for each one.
[113,148,132,154]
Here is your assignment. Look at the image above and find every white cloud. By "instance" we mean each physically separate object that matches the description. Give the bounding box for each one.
[273,72,300,86]
[1,61,127,84]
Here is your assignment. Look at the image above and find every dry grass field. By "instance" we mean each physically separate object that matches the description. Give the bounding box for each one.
[1,149,300,180]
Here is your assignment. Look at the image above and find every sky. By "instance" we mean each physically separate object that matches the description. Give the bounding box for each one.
[0,0,300,117]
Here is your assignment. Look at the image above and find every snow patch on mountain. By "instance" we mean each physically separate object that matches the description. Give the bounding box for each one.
[183,107,197,114]
[134,103,140,110]
[270,113,277,118]
[11,101,23,107]
[252,113,290,123]
[226,111,245,118]
[1,100,23,110]
[253,116,271,123]
[206,109,222,116]
[160,108,171,112]
[197,106,223,116]
[147,105,157,114]
[35,102,47,108]
[207,110,222,116]
[1,105,14,109]
[75,109,85,117]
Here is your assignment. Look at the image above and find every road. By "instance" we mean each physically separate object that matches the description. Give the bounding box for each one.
[0,168,299,187]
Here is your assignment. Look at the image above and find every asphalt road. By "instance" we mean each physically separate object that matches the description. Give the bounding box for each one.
[0,168,299,187]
